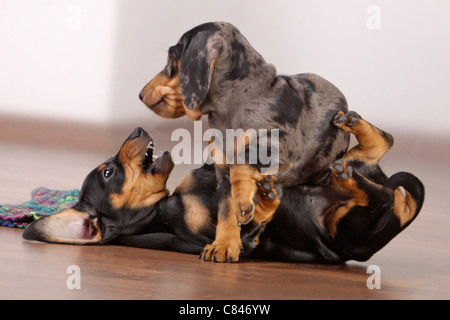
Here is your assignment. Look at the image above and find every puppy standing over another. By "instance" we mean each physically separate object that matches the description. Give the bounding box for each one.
[139,22,350,262]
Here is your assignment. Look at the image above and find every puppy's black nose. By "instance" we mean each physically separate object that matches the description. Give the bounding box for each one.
[139,89,144,101]
[129,127,143,139]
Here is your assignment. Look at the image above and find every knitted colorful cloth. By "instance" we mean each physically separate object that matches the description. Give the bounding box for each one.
[0,187,80,228]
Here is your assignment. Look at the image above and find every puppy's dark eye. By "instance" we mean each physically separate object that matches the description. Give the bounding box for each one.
[103,168,114,179]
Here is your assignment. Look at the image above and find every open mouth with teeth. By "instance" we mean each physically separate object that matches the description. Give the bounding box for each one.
[140,139,173,176]
[122,127,174,178]
[142,140,155,172]
[122,127,174,180]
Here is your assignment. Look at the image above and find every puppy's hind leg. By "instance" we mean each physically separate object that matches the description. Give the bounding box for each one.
[325,159,392,238]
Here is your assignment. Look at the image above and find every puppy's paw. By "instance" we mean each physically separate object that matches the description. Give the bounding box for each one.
[253,175,280,225]
[331,159,354,181]
[231,166,281,226]
[257,176,276,200]
[200,240,242,263]
[331,159,364,199]
[333,111,361,132]
[237,198,257,226]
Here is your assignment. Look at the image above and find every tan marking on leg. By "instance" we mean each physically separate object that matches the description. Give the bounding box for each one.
[327,164,370,238]
[201,197,242,262]
[230,164,258,215]
[335,111,393,165]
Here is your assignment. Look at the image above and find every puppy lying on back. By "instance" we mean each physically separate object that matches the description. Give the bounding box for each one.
[23,112,425,263]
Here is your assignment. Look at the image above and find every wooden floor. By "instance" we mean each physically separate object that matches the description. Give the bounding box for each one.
[0,117,449,300]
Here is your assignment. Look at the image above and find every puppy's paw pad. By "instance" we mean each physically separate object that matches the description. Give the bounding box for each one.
[331,159,354,180]
[333,111,361,130]
[256,176,278,201]
[333,112,348,126]
[346,111,361,127]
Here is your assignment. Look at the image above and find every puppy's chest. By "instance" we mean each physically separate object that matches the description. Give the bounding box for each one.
[208,100,276,131]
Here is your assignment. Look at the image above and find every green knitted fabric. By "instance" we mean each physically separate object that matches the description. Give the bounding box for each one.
[0,187,80,228]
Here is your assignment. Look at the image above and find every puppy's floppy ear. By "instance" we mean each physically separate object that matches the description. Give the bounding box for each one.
[179,32,223,110]
[22,209,102,244]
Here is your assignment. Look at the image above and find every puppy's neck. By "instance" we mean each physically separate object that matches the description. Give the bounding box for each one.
[210,59,276,100]
[147,194,180,231]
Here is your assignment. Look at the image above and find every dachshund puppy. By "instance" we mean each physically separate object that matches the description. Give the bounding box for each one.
[23,113,425,264]
[139,22,350,261]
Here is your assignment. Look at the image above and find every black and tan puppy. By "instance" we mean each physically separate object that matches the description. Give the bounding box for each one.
[139,22,351,261]
[23,113,425,264]
[22,127,276,253]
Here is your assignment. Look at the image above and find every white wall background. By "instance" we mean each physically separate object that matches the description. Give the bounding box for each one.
[1,0,449,135]
[0,0,117,122]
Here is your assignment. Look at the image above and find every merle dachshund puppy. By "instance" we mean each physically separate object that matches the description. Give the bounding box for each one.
[139,22,350,262]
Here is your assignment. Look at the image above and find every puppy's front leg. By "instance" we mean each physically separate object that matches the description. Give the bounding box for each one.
[231,164,280,226]
[200,165,242,262]
[230,164,258,225]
